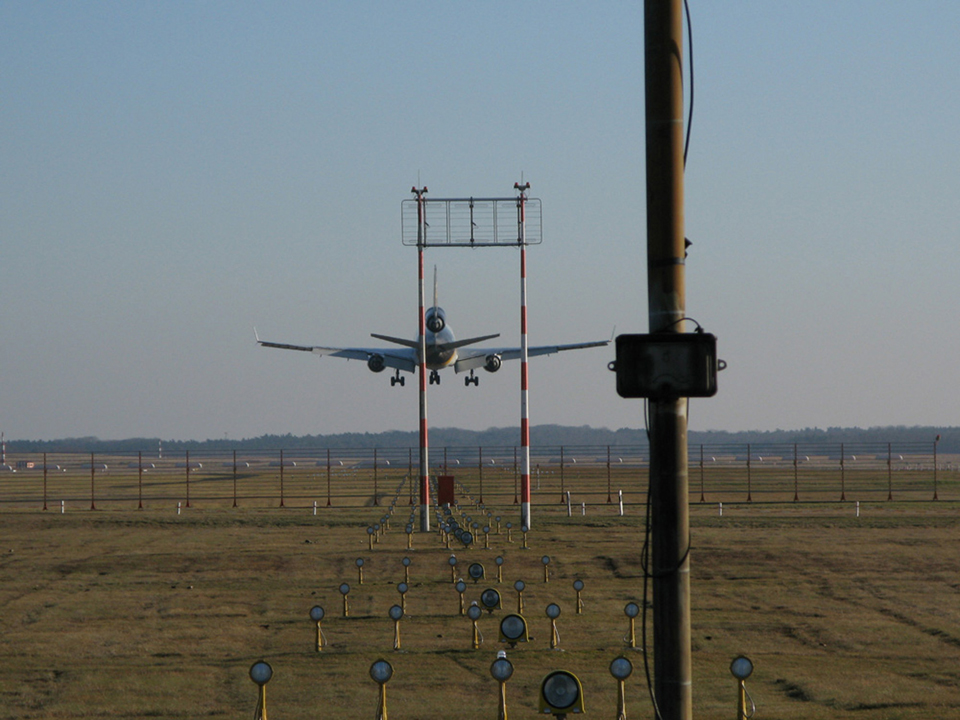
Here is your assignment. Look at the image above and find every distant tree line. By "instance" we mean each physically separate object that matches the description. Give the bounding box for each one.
[6,424,957,453]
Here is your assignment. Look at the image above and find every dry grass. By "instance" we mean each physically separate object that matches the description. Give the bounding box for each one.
[0,497,957,719]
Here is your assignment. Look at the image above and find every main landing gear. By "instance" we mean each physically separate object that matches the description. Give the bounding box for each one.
[390,370,405,387]
[464,370,479,387]
[429,370,441,385]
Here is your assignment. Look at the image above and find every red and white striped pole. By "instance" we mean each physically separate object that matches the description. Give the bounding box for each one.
[515,182,532,530]
[413,186,431,532]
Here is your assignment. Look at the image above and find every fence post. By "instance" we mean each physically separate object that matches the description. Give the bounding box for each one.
[793,443,799,502]
[90,452,96,510]
[232,450,238,508]
[478,446,484,504]
[887,443,893,501]
[327,449,333,507]
[933,435,940,501]
[698,444,705,503]
[606,445,612,503]
[279,449,285,508]
[559,446,565,503]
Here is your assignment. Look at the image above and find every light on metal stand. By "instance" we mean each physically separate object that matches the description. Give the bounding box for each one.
[495,555,504,583]
[490,651,514,720]
[546,603,561,650]
[339,582,351,617]
[389,604,404,650]
[468,602,483,649]
[541,555,551,583]
[514,580,525,615]
[401,556,411,584]
[573,579,584,614]
[309,605,326,652]
[370,659,393,720]
[455,579,467,615]
[481,588,502,613]
[623,602,640,649]
[610,656,633,720]
[356,557,365,584]
[540,670,584,717]
[397,581,409,614]
[249,660,272,720]
[730,655,755,720]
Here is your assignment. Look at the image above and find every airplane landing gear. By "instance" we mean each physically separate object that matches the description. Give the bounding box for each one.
[391,371,405,387]
[429,370,441,385]
[465,370,479,387]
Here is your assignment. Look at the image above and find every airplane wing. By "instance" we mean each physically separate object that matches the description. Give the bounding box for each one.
[256,334,417,373]
[453,338,610,373]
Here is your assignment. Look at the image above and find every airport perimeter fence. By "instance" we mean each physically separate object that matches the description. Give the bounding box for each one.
[0,441,954,511]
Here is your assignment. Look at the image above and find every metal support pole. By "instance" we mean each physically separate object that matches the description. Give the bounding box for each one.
[645,1,691,718]
[516,181,532,530]
[414,186,431,532]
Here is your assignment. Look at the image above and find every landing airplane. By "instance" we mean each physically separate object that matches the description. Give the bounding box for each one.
[256,272,610,387]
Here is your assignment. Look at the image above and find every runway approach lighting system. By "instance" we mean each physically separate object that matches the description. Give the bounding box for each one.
[495,555,505,583]
[624,602,640,648]
[546,603,562,650]
[609,656,633,720]
[248,660,272,720]
[449,554,458,583]
[356,557,365,584]
[499,613,529,648]
[491,651,514,720]
[397,582,409,613]
[370,659,393,720]
[541,555,551,582]
[730,655,755,720]
[401,556,411,583]
[539,670,585,717]
[339,582,351,617]
[573,580,585,614]
[309,605,326,652]
[455,580,468,615]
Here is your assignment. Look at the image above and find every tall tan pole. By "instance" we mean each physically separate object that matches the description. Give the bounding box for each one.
[645,1,692,719]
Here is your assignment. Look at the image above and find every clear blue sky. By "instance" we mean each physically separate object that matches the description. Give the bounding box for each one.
[2,2,958,441]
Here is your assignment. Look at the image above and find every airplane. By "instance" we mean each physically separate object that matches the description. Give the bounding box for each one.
[255,270,610,387]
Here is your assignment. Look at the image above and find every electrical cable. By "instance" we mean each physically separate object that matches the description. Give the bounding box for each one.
[683,0,694,168]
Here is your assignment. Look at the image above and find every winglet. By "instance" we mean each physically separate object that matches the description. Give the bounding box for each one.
[254,326,261,344]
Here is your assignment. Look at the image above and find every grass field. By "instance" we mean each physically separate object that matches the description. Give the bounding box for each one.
[0,495,958,719]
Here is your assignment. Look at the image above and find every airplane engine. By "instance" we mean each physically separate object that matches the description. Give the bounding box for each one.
[426,314,445,333]
[484,354,502,373]
[367,354,386,373]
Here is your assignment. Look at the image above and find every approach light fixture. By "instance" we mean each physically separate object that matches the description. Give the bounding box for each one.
[491,651,514,720]
[401,556,411,584]
[455,579,468,614]
[468,602,483,649]
[495,555,505,583]
[573,580,584,614]
[545,603,561,650]
[249,660,273,720]
[469,562,485,582]
[514,580,526,614]
[356,557,365,584]
[499,613,528,648]
[397,582,409,613]
[339,582,351,617]
[623,602,640,648]
[541,555,550,583]
[370,659,393,720]
[389,604,404,650]
[539,670,584,717]
[309,605,326,652]
[610,656,633,720]
[481,588,502,613]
